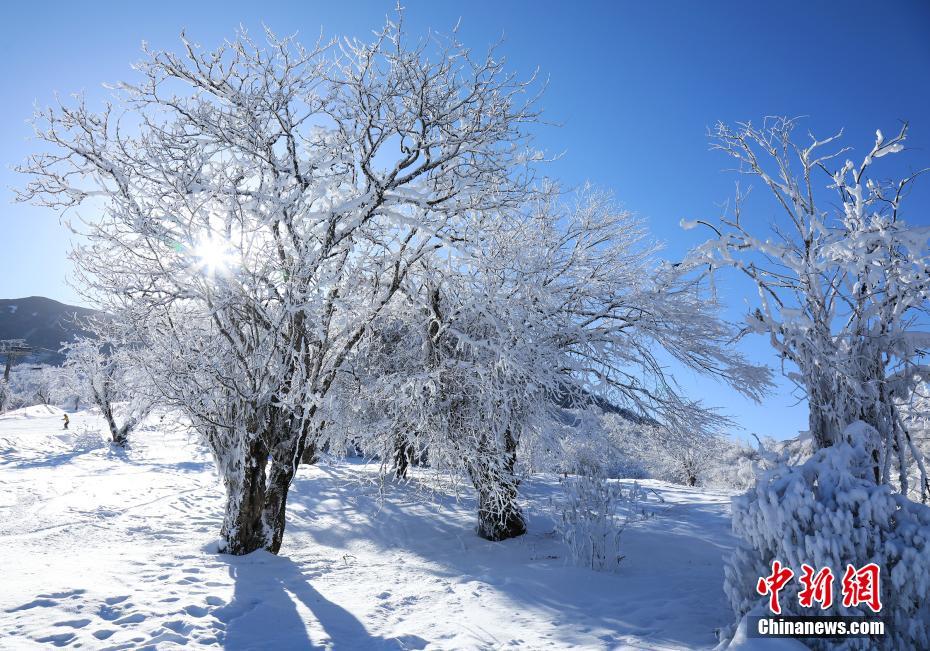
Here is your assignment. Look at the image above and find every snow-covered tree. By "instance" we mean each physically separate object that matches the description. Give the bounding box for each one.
[1,364,67,410]
[686,118,930,647]
[29,366,55,406]
[329,186,771,540]
[62,337,153,446]
[687,118,930,496]
[597,412,737,487]
[18,19,544,554]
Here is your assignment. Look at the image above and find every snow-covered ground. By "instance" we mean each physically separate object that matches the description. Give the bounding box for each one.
[1,406,746,650]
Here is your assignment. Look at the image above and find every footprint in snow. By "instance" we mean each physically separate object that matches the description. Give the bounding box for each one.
[6,598,58,612]
[53,618,91,629]
[37,589,86,600]
[35,632,75,647]
[98,602,132,621]
[184,604,208,617]
[114,612,146,625]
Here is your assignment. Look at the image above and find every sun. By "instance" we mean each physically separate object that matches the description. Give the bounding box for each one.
[193,235,235,275]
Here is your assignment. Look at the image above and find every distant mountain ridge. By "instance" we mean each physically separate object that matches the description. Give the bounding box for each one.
[0,297,96,365]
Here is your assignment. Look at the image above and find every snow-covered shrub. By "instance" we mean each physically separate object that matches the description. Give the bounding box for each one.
[556,426,649,479]
[556,475,637,571]
[704,435,815,491]
[71,425,106,453]
[519,412,649,480]
[702,440,759,491]
[723,421,930,649]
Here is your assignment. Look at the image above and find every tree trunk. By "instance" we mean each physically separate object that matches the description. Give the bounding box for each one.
[393,432,412,480]
[299,419,322,465]
[261,452,297,554]
[220,436,271,555]
[475,480,526,541]
[220,407,318,555]
[807,372,839,450]
[470,430,526,541]
[100,401,127,446]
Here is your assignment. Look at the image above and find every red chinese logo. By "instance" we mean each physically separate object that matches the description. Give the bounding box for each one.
[757,561,882,613]
[756,560,794,614]
[841,563,882,613]
[798,564,834,608]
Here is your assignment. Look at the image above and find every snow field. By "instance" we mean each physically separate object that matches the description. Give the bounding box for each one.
[1,407,748,649]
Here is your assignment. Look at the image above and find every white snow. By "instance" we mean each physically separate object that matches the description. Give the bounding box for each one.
[0,407,749,649]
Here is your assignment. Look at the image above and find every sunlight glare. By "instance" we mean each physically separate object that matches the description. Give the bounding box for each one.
[193,235,236,275]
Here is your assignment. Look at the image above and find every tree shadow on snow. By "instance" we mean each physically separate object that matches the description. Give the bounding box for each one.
[216,550,426,650]
[283,465,733,649]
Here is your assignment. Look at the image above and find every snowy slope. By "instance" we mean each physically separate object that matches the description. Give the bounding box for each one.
[0,407,757,650]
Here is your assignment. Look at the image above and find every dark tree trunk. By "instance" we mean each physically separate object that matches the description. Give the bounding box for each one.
[808,361,886,484]
[393,432,413,480]
[221,436,271,555]
[100,401,128,446]
[470,430,526,542]
[475,481,526,541]
[220,406,320,555]
[300,440,318,465]
[808,396,835,451]
[299,419,322,465]
[261,451,297,554]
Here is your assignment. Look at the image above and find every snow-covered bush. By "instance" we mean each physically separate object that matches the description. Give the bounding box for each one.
[557,475,628,571]
[702,440,759,491]
[549,415,650,480]
[71,425,106,453]
[723,421,930,649]
[702,435,815,491]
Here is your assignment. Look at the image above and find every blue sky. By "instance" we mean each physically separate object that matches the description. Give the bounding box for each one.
[2,0,929,439]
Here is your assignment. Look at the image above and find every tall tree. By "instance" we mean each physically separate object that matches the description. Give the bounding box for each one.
[18,19,543,554]
[687,118,930,495]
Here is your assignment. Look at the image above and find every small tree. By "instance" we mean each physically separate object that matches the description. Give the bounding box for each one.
[688,118,930,495]
[62,338,153,446]
[31,367,55,406]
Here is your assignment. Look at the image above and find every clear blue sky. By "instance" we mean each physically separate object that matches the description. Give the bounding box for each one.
[2,0,929,439]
